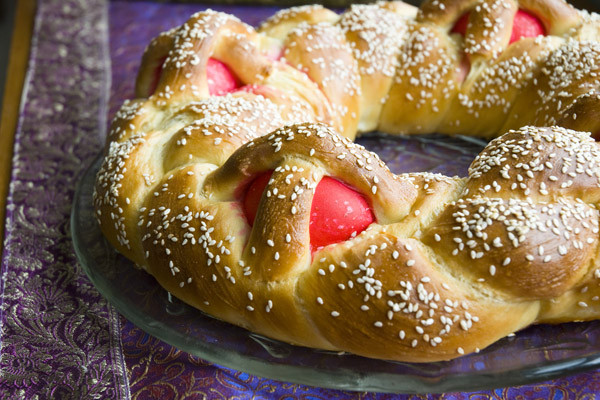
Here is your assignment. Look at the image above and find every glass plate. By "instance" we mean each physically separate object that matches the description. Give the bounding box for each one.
[72,133,600,394]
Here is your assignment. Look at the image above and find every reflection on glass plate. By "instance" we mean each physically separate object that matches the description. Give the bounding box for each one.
[72,133,600,393]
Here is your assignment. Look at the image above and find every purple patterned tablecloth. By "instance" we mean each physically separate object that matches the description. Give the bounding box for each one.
[2,0,600,398]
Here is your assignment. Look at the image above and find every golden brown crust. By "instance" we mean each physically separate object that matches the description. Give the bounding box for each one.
[465,126,600,201]
[441,36,563,137]
[379,24,463,134]
[298,233,539,361]
[501,40,600,132]
[555,89,600,134]
[338,3,416,132]
[281,22,361,135]
[423,197,598,299]
[95,0,600,362]
[135,29,176,98]
[258,5,339,40]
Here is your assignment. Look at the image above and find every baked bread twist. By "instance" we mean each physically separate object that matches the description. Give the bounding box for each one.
[94,0,600,361]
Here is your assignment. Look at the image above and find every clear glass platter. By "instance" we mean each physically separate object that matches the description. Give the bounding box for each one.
[72,133,600,394]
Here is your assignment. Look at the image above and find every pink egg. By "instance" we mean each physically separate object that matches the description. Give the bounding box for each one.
[243,171,375,249]
[451,13,469,36]
[207,58,241,95]
[510,10,545,44]
[242,171,272,226]
[452,10,545,44]
[309,176,374,249]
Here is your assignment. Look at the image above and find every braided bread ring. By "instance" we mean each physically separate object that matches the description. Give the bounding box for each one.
[95,0,600,361]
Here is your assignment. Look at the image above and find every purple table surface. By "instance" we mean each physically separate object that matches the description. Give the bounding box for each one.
[2,0,600,398]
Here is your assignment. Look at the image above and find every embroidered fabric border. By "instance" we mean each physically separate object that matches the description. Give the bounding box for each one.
[0,0,130,398]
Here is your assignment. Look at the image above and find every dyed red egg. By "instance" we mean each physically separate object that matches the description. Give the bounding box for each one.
[243,171,272,226]
[309,176,375,249]
[451,13,469,36]
[243,171,375,249]
[147,57,240,96]
[206,58,241,95]
[510,10,545,43]
[452,10,545,44]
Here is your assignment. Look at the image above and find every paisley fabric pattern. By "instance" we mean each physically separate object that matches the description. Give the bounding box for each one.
[0,0,130,398]
[121,318,600,400]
